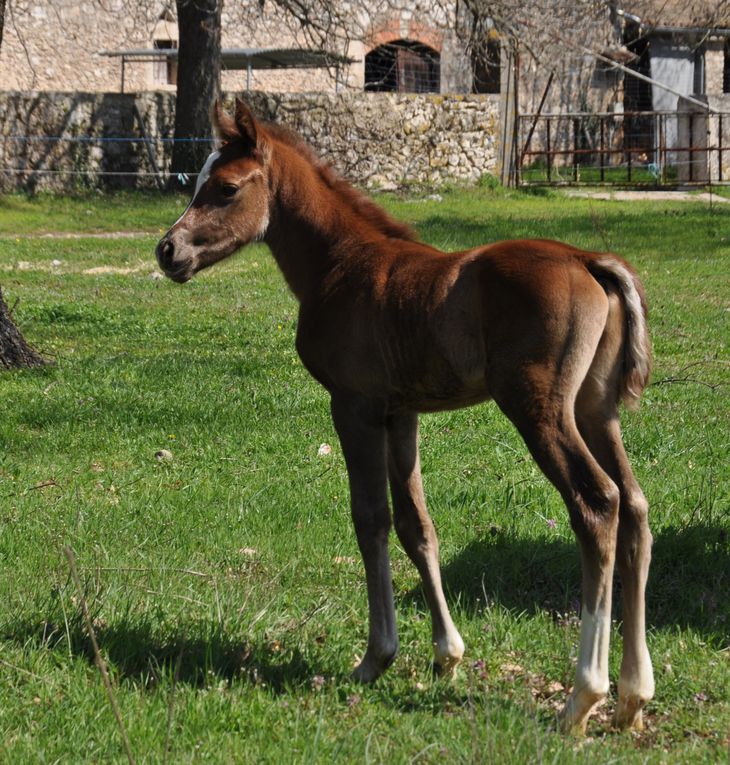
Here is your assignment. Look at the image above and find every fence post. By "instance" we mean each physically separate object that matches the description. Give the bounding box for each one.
[689,112,694,183]
[546,118,552,183]
[719,115,724,183]
[499,46,518,187]
[627,141,632,182]
[659,113,665,184]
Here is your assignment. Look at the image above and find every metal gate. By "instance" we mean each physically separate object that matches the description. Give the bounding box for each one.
[516,110,730,187]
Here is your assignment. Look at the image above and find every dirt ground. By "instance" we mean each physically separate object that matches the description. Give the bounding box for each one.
[563,189,730,203]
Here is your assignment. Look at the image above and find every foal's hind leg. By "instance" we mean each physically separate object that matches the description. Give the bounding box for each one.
[387,411,464,676]
[509,406,620,734]
[494,290,619,734]
[330,394,398,682]
[577,396,654,730]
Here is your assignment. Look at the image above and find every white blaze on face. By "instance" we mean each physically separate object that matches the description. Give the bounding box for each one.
[174,149,222,226]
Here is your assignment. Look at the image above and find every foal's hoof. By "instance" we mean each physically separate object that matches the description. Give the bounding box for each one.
[433,633,465,680]
[613,696,646,731]
[432,654,462,680]
[559,691,605,736]
[351,647,398,684]
[559,707,589,737]
[352,661,383,684]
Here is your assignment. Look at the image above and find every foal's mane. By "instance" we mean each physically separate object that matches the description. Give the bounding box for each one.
[264,123,418,243]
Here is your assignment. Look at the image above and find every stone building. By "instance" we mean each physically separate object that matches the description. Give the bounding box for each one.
[0,1,481,95]
[1,1,729,190]
[0,1,509,191]
[2,1,728,108]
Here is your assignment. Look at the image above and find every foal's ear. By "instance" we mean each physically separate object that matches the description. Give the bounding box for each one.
[211,98,259,154]
[233,98,258,152]
[212,99,240,144]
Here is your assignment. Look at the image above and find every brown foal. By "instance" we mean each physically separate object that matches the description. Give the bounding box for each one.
[156,100,655,734]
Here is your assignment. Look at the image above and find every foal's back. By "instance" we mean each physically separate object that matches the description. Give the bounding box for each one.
[298,236,620,414]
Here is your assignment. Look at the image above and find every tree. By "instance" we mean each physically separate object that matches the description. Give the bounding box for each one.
[0,1,47,369]
[170,0,222,181]
[0,0,6,51]
[0,288,45,369]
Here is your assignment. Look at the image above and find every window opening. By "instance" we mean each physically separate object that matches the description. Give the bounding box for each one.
[153,39,177,85]
[623,24,653,153]
[472,37,500,94]
[365,40,440,93]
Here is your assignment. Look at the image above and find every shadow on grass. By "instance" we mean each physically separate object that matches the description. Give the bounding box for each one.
[410,523,728,641]
[2,617,318,693]
[4,525,725,695]
[2,616,540,719]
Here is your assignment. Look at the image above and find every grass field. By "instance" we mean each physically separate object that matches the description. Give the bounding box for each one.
[0,188,728,763]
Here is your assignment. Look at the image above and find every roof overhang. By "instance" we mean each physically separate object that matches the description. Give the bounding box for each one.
[99,47,358,92]
[100,47,357,70]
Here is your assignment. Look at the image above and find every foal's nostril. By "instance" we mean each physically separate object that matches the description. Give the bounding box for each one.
[156,237,175,267]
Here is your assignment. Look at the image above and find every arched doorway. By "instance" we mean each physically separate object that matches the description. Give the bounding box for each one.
[365,40,440,93]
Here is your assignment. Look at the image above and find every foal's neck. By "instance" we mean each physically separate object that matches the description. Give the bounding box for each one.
[263,140,394,303]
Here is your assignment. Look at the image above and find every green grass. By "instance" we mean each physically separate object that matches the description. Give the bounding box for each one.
[0,191,187,235]
[0,188,728,763]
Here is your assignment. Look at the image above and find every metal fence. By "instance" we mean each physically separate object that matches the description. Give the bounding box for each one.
[0,134,213,193]
[4,110,730,192]
[517,110,730,187]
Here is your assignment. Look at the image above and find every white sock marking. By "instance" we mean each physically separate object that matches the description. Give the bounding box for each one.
[576,607,611,697]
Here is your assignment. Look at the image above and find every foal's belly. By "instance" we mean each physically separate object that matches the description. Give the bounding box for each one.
[393,386,493,414]
[297,329,491,414]
[385,337,493,413]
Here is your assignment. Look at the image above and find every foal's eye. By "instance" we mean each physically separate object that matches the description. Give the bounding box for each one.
[220,184,239,198]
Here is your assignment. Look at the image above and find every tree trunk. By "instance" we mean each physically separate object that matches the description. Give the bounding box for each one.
[0,0,7,52]
[1,9,46,371]
[170,0,222,184]
[0,288,46,369]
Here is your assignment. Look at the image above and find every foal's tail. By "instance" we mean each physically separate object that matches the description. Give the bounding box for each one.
[587,256,652,410]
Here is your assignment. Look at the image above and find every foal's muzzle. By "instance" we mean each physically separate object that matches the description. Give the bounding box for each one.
[156,236,174,268]
[156,234,191,283]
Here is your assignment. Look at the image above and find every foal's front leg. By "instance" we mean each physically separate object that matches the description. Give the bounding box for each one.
[387,411,464,676]
[331,394,398,682]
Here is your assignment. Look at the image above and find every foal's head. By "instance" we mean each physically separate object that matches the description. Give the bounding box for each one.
[156,100,270,283]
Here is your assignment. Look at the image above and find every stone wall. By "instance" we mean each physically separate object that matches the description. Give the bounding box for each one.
[0,92,176,193]
[0,91,502,193]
